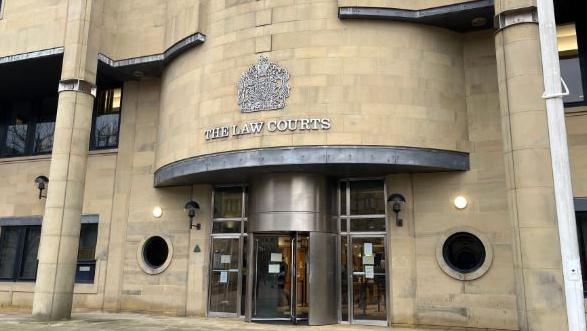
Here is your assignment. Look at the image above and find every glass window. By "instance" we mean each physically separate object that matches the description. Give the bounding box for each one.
[91,88,122,149]
[557,24,584,104]
[577,211,587,296]
[5,104,30,156]
[78,223,98,261]
[0,226,40,281]
[209,186,248,316]
[75,223,98,283]
[33,98,57,154]
[340,181,347,214]
[350,218,386,232]
[212,221,241,234]
[442,232,486,274]
[0,96,57,158]
[339,179,386,234]
[0,222,98,283]
[0,227,20,279]
[214,186,244,219]
[19,227,41,280]
[349,180,385,215]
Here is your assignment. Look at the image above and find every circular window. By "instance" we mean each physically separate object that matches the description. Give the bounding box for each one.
[137,235,173,275]
[436,228,493,280]
[443,232,485,273]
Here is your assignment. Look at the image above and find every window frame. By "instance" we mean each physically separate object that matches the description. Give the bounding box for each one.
[211,185,248,235]
[75,222,98,284]
[89,87,123,151]
[0,225,40,282]
[575,198,587,297]
[0,96,58,158]
[338,178,387,235]
[559,21,587,107]
[0,215,99,284]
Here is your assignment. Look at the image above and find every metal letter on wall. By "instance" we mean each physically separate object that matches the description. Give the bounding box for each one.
[237,56,290,113]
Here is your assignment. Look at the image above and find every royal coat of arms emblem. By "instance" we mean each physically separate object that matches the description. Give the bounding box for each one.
[237,56,290,113]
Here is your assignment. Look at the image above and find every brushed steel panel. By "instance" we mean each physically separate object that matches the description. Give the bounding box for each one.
[309,232,338,325]
[249,173,335,233]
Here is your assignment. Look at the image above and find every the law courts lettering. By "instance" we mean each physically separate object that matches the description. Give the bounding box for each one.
[205,118,331,141]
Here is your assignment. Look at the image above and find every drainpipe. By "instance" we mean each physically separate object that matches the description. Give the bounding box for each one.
[536,0,586,330]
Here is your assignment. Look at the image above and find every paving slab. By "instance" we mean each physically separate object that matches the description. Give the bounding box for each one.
[0,312,468,331]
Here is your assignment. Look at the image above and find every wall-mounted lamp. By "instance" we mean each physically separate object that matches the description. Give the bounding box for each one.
[34,176,49,200]
[454,196,468,210]
[152,206,163,218]
[387,193,406,227]
[184,200,201,230]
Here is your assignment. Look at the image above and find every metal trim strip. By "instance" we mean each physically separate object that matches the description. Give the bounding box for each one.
[0,214,99,226]
[154,146,470,187]
[0,47,64,65]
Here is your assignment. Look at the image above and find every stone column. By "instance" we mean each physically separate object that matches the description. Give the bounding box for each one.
[494,2,568,330]
[32,0,97,321]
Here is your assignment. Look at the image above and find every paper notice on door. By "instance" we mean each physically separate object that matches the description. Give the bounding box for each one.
[362,255,374,265]
[270,253,282,262]
[364,243,373,256]
[365,265,375,279]
[268,264,280,274]
[220,255,231,264]
[219,271,228,283]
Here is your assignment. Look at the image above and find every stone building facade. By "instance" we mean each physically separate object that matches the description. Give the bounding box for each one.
[0,0,585,330]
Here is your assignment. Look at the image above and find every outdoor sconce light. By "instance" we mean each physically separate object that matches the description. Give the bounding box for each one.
[152,206,163,218]
[454,196,468,210]
[184,200,201,230]
[387,193,406,227]
[34,176,49,200]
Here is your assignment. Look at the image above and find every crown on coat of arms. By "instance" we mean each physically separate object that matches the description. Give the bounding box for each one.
[237,56,290,113]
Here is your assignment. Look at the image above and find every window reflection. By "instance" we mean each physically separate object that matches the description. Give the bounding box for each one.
[0,96,57,157]
[214,186,244,219]
[349,180,385,215]
[6,117,28,155]
[91,88,122,149]
[557,24,584,104]
[33,98,58,154]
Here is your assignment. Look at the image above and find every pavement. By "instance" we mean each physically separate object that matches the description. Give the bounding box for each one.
[0,312,470,331]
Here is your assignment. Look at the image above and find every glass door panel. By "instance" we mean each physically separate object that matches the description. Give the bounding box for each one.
[294,235,308,321]
[351,237,386,322]
[340,236,349,321]
[209,237,240,315]
[252,233,309,323]
[253,235,292,320]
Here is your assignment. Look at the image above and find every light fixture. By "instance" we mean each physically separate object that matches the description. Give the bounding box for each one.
[185,200,201,230]
[34,176,49,199]
[471,17,488,27]
[387,193,406,227]
[152,206,163,218]
[454,196,468,209]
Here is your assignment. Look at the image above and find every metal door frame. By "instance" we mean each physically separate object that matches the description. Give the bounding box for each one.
[249,232,308,323]
[207,234,244,318]
[346,234,389,326]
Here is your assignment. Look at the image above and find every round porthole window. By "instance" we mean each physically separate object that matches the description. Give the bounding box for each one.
[137,235,173,275]
[443,232,485,273]
[436,228,492,281]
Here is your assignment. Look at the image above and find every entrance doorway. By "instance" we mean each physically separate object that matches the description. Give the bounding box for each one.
[251,233,308,323]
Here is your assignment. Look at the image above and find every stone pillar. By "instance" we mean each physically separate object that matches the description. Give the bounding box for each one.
[32,0,97,321]
[494,2,569,330]
[385,174,416,325]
